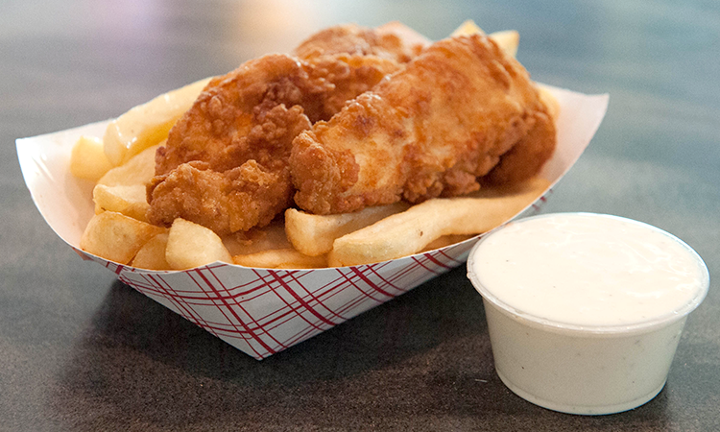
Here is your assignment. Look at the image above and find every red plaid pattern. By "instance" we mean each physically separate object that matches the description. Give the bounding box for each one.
[73,239,477,359]
[69,192,549,360]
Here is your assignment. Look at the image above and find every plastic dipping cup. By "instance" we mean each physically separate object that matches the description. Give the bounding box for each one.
[466,213,709,415]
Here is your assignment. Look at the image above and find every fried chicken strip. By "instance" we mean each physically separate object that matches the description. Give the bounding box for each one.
[294,22,431,119]
[294,22,429,63]
[147,54,326,234]
[290,34,556,214]
[148,24,430,235]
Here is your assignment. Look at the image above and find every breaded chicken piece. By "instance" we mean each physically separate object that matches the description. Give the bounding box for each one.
[294,22,429,63]
[147,54,325,234]
[294,22,431,119]
[153,54,328,177]
[148,24,430,235]
[148,160,292,234]
[481,110,556,186]
[304,54,403,121]
[290,34,556,214]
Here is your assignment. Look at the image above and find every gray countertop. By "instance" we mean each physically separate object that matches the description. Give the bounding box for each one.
[3,1,719,430]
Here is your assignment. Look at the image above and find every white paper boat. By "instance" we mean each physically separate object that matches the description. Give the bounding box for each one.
[17,85,608,359]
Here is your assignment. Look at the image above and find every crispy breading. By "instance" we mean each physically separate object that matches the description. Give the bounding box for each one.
[294,22,430,119]
[294,22,429,63]
[290,34,556,214]
[153,54,327,178]
[148,161,292,234]
[148,24,429,234]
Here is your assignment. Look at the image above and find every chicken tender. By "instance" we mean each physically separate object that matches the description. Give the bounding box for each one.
[153,54,328,177]
[148,24,430,235]
[481,110,556,186]
[294,22,431,119]
[147,54,325,234]
[148,160,292,234]
[290,34,556,214]
[294,22,429,63]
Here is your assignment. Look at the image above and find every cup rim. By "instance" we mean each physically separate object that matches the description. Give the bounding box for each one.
[467,212,710,336]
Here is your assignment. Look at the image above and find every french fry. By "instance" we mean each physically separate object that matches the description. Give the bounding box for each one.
[537,84,561,120]
[285,202,410,257]
[93,184,149,222]
[224,221,328,269]
[421,234,474,252]
[69,135,114,181]
[80,211,165,264]
[328,177,551,267]
[131,233,171,270]
[451,19,486,37]
[450,20,519,58]
[233,249,327,269]
[222,221,291,256]
[488,30,520,58]
[103,77,211,166]
[165,218,233,270]
[97,144,160,187]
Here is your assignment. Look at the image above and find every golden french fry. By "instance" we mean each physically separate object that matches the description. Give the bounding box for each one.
[450,20,519,58]
[537,84,561,120]
[451,19,486,37]
[225,221,327,268]
[328,177,551,267]
[80,211,165,264]
[103,77,211,166]
[165,218,233,270]
[233,249,327,269]
[488,30,519,58]
[421,234,474,252]
[69,135,114,181]
[97,144,160,187]
[222,221,291,256]
[93,184,149,221]
[131,233,171,270]
[285,202,410,257]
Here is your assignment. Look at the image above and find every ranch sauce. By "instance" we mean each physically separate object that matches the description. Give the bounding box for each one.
[471,213,707,327]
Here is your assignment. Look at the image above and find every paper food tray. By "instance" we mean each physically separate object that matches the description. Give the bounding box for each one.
[17,85,608,359]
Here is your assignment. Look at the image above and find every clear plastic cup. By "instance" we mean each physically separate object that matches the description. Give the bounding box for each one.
[467,213,709,415]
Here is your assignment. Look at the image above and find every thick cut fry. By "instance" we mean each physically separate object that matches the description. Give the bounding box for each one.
[93,184,149,222]
[222,222,291,256]
[451,20,486,37]
[103,77,211,166]
[421,234,474,252]
[70,135,114,181]
[80,211,165,264]
[285,202,410,256]
[488,30,520,58]
[97,144,160,187]
[537,84,561,120]
[131,233,171,270]
[233,249,327,269]
[165,218,233,270]
[328,177,550,266]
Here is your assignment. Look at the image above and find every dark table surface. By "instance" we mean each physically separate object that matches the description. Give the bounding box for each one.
[3,0,719,430]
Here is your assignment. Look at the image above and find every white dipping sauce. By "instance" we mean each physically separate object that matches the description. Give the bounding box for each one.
[467,213,710,415]
[471,213,707,328]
